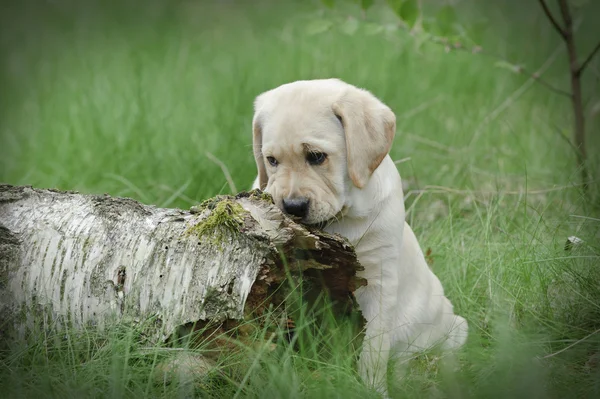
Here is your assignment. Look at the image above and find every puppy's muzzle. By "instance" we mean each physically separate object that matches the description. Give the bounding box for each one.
[282,197,310,219]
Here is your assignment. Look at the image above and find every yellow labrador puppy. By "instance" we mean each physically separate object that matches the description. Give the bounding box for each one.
[251,78,468,395]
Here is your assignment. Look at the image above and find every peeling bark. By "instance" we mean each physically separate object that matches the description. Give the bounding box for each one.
[0,185,365,347]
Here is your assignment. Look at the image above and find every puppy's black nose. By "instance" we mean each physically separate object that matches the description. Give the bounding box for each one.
[282,197,310,218]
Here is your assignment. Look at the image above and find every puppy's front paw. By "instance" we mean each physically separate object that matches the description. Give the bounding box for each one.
[443,315,469,350]
[358,346,390,398]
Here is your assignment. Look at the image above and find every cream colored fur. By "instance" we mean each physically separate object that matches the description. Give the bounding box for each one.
[250,78,468,396]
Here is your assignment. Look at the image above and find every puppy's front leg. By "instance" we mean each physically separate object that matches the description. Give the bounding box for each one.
[359,326,391,396]
[355,283,394,396]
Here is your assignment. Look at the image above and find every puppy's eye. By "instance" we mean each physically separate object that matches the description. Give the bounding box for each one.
[266,156,278,167]
[306,152,327,165]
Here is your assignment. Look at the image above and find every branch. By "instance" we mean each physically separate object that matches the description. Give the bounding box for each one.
[557,0,573,33]
[430,37,571,98]
[578,41,600,76]
[538,0,567,39]
[526,67,573,97]
[469,44,565,146]
[350,8,571,98]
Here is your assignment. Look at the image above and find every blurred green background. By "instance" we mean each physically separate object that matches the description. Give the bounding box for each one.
[1,1,599,398]
[1,0,598,206]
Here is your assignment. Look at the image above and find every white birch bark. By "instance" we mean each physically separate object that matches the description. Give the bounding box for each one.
[0,185,364,344]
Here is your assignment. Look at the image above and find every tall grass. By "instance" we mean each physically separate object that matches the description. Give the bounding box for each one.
[1,0,599,398]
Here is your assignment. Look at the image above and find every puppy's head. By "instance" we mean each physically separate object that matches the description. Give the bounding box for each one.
[252,78,396,224]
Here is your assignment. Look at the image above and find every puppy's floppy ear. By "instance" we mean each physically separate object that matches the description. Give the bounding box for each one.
[252,98,268,190]
[332,88,396,188]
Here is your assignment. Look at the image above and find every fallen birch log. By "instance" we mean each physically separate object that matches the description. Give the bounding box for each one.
[0,184,365,348]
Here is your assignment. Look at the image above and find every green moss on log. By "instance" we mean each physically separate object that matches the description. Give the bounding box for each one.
[186,199,248,247]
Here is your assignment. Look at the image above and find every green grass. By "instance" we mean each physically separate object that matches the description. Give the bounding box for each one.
[1,0,600,398]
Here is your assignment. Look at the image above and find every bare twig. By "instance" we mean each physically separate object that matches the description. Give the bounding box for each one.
[469,44,564,146]
[578,41,600,76]
[557,0,574,38]
[361,10,571,98]
[524,67,572,97]
[538,0,567,39]
[357,1,593,188]
[555,0,588,188]
[430,37,571,98]
[206,151,238,194]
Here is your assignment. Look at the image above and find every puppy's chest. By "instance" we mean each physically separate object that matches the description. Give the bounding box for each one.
[324,220,385,262]
[324,218,400,282]
[323,219,366,247]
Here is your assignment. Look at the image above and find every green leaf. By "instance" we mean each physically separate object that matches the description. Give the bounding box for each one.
[363,22,385,35]
[467,21,488,41]
[436,5,458,36]
[340,18,360,35]
[414,30,432,52]
[306,19,333,35]
[360,0,374,11]
[321,0,335,9]
[386,0,404,18]
[421,16,436,34]
[399,0,419,28]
